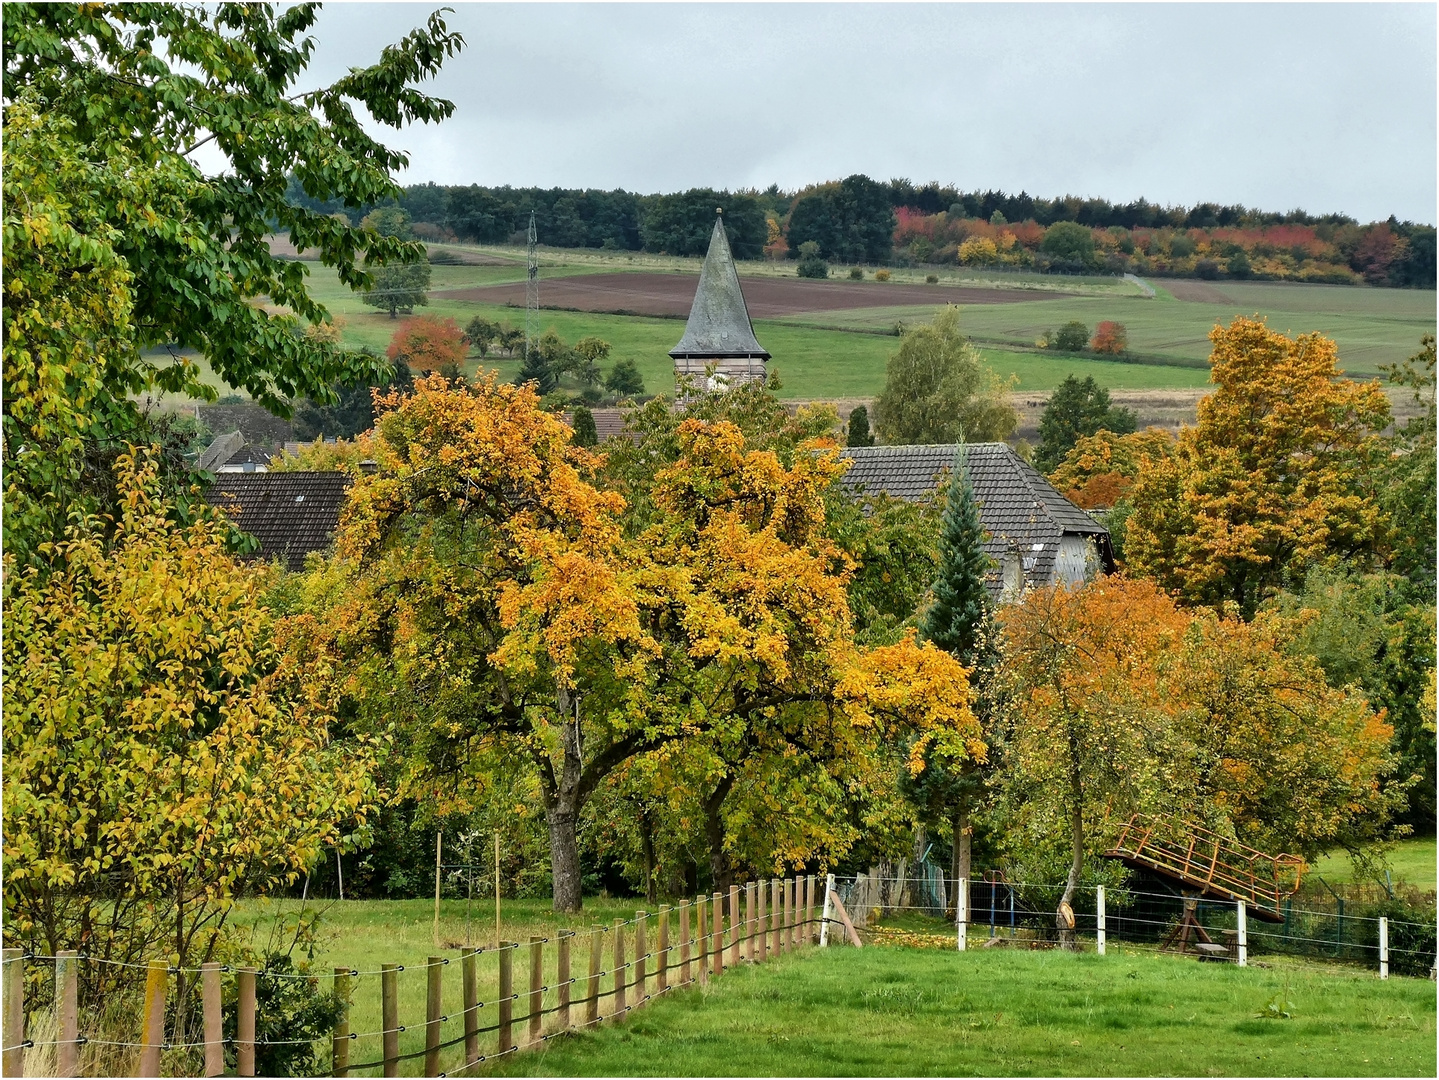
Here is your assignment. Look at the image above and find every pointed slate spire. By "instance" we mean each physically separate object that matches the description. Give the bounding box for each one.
[669,211,770,364]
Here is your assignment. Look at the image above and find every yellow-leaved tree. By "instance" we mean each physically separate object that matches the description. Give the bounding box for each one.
[299,376,983,912]
[1124,317,1392,613]
[2,451,378,1001]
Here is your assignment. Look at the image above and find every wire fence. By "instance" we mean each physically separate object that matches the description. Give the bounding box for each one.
[2,875,824,1078]
[829,872,1437,978]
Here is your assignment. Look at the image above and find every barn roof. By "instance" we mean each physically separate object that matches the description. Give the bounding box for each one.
[206,472,351,571]
[838,442,1113,591]
[669,213,770,361]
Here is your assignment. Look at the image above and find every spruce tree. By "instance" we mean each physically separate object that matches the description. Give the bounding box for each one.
[920,449,990,666]
[571,405,598,448]
[516,343,557,394]
[846,404,875,447]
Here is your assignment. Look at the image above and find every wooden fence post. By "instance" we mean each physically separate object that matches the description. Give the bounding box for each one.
[332,967,351,1078]
[788,878,798,949]
[2,949,22,1079]
[528,937,543,1045]
[821,874,835,947]
[780,879,790,954]
[634,913,647,1006]
[710,893,723,977]
[202,963,224,1078]
[745,884,756,963]
[612,920,626,1014]
[657,907,670,993]
[55,951,78,1079]
[557,930,572,1030]
[380,963,399,1077]
[757,881,768,961]
[805,876,815,945]
[498,943,514,1053]
[728,887,741,968]
[426,956,444,1076]
[771,879,782,955]
[1236,901,1247,968]
[140,959,169,1078]
[236,965,256,1078]
[462,948,480,1063]
[680,901,692,985]
[434,831,443,948]
[696,897,708,986]
[586,929,601,1028]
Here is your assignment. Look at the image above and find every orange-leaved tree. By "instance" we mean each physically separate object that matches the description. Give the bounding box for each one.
[1048,427,1176,510]
[386,314,468,372]
[1090,321,1128,355]
[299,377,981,911]
[1124,317,1391,614]
[996,576,1190,946]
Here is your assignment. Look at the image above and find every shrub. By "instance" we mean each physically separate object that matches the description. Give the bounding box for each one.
[224,952,343,1078]
[849,267,864,280]
[796,242,828,279]
[1052,321,1090,352]
[1090,321,1129,355]
[874,269,891,282]
[571,405,598,448]
[925,274,939,284]
[1195,258,1221,280]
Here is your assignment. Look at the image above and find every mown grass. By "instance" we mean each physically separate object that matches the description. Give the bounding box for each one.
[481,943,1433,1077]
[1310,837,1437,888]
[226,898,1434,1077]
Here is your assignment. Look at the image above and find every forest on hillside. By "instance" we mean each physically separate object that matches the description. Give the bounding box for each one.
[287,174,1436,288]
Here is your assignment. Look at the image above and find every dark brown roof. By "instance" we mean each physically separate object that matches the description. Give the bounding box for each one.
[206,472,351,571]
[839,443,1113,590]
[669,213,770,361]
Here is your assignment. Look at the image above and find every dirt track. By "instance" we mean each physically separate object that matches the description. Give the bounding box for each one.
[434,272,1071,318]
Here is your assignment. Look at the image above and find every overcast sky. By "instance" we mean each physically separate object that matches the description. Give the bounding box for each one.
[285,2,1436,223]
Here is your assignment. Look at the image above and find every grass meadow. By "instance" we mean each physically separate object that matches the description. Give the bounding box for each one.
[222,894,1436,1077]
[1310,837,1438,888]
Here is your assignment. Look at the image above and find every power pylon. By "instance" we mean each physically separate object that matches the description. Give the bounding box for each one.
[525,211,539,362]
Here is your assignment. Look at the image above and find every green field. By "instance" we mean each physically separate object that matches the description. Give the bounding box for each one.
[214,896,1437,1077]
[1310,838,1437,888]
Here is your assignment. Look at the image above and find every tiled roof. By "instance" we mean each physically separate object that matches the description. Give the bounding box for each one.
[206,472,351,571]
[839,443,1113,591]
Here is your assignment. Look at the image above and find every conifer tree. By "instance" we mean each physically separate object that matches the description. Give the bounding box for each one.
[920,450,990,666]
[516,344,557,394]
[571,405,598,447]
[915,447,994,892]
[846,404,875,447]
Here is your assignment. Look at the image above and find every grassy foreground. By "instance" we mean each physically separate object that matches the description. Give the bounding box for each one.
[485,945,1434,1078]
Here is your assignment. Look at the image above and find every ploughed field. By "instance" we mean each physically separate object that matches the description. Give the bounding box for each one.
[433,271,1075,318]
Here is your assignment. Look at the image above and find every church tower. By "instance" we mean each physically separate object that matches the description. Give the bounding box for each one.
[669,210,770,390]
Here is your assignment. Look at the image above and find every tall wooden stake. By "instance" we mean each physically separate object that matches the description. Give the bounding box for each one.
[140,959,169,1078]
[434,832,443,948]
[657,906,670,993]
[634,913,647,1006]
[679,900,692,985]
[332,967,351,1078]
[696,896,708,986]
[2,949,22,1079]
[381,963,399,1077]
[494,831,502,949]
[728,886,741,968]
[745,883,756,962]
[585,928,601,1027]
[710,892,723,977]
[236,966,256,1078]
[56,951,78,1079]
[200,962,223,1078]
[612,920,626,1014]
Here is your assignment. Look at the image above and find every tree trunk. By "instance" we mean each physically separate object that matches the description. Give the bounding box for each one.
[543,696,586,914]
[704,775,736,894]
[1058,735,1084,950]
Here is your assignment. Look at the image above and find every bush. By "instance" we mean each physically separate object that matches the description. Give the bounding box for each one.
[796,240,828,279]
[925,274,939,284]
[849,267,864,280]
[1090,321,1128,355]
[571,405,598,447]
[224,952,343,1077]
[874,269,891,282]
[1052,321,1090,352]
[1195,258,1221,280]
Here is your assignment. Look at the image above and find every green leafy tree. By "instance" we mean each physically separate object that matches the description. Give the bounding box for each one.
[294,354,414,440]
[571,405,599,447]
[361,260,432,318]
[573,337,612,386]
[785,174,896,264]
[361,206,412,238]
[516,341,558,394]
[873,306,1017,445]
[1380,335,1436,595]
[465,316,501,358]
[3,3,462,560]
[796,240,829,279]
[639,190,766,258]
[1041,221,1097,265]
[1034,375,1137,472]
[1052,320,1091,352]
[605,358,646,398]
[846,404,875,447]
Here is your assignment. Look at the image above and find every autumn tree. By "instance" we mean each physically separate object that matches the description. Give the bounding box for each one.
[1047,428,1176,510]
[873,306,1017,444]
[386,314,468,372]
[2,451,376,998]
[1089,321,1128,356]
[1125,317,1392,614]
[302,377,981,911]
[1034,375,1137,473]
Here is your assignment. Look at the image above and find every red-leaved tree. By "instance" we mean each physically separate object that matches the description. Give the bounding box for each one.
[1091,321,1128,355]
[387,315,468,372]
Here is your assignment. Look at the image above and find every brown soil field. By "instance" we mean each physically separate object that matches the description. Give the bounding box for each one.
[434,272,1072,318]
[1164,279,1234,304]
[264,235,515,266]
